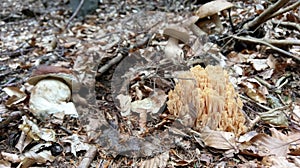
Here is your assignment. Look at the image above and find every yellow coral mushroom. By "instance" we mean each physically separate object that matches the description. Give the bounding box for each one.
[167,65,246,136]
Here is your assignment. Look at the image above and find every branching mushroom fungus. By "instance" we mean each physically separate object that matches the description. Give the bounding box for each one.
[193,0,234,34]
[28,65,79,119]
[163,25,189,65]
[167,65,247,136]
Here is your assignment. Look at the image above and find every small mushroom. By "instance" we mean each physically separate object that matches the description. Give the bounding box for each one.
[193,0,234,34]
[28,65,79,119]
[163,25,189,65]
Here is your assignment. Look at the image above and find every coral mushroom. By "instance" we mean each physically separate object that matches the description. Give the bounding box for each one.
[167,65,246,136]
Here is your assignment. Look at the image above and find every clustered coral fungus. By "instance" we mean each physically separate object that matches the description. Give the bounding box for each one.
[167,65,246,136]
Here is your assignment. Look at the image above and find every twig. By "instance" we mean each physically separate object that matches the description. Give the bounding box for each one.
[254,76,273,89]
[97,53,124,77]
[243,0,289,30]
[272,20,300,32]
[268,1,300,19]
[77,145,97,168]
[97,34,151,77]
[65,0,85,29]
[247,115,261,131]
[240,95,271,111]
[231,35,300,62]
[262,38,300,46]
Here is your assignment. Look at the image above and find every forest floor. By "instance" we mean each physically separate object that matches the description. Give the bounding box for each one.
[1,0,300,167]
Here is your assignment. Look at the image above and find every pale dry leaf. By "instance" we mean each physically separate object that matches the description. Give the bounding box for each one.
[19,116,56,142]
[269,128,300,155]
[262,156,298,168]
[232,64,244,76]
[131,89,167,114]
[238,131,258,143]
[1,152,21,163]
[258,110,288,127]
[200,127,236,150]
[247,58,269,71]
[2,86,27,107]
[240,80,267,104]
[241,133,289,157]
[227,51,248,63]
[61,134,90,157]
[139,151,169,168]
[169,149,194,167]
[20,143,56,164]
[267,55,276,69]
[258,69,274,80]
[116,94,132,116]
[291,103,300,123]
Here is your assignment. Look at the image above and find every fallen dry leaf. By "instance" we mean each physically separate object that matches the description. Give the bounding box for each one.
[258,109,288,127]
[239,79,267,104]
[248,58,269,71]
[61,134,90,157]
[19,116,56,142]
[139,151,169,168]
[199,127,237,150]
[240,133,289,157]
[261,156,299,168]
[2,86,27,108]
[116,94,132,116]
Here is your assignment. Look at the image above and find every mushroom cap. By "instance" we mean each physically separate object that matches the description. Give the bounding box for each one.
[28,66,78,91]
[28,73,76,89]
[196,0,234,19]
[163,25,190,44]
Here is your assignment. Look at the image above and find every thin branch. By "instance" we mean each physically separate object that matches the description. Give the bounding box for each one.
[268,1,300,19]
[65,0,85,29]
[243,0,289,30]
[231,35,300,62]
[272,20,300,32]
[262,38,300,46]
[97,53,124,77]
[77,145,97,168]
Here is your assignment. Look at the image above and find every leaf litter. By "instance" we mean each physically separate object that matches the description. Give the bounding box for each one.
[0,0,300,167]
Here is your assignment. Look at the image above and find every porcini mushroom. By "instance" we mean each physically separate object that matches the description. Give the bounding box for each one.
[163,25,189,65]
[194,0,234,34]
[28,65,78,119]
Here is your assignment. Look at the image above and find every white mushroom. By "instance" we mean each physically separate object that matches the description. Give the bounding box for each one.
[163,25,190,65]
[193,0,234,34]
[28,66,78,119]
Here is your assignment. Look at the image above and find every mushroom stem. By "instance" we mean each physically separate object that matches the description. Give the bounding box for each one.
[164,37,184,64]
[190,24,207,37]
[211,14,223,33]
